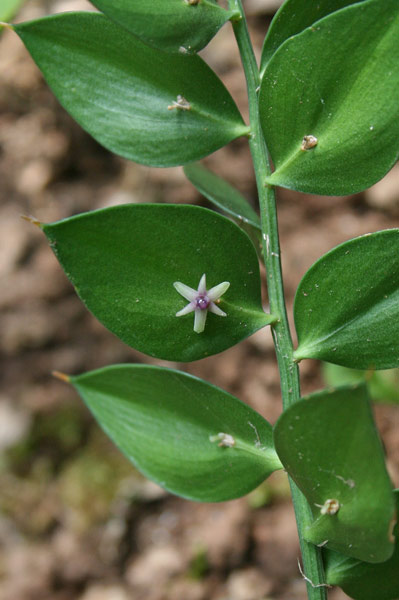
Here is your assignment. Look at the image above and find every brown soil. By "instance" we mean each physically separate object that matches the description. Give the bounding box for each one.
[1,2,398,599]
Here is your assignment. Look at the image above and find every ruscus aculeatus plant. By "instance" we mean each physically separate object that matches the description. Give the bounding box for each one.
[2,0,399,597]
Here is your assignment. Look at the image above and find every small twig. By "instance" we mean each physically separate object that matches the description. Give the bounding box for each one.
[297,559,332,589]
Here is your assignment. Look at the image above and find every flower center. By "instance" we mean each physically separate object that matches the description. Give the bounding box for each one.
[195,295,210,310]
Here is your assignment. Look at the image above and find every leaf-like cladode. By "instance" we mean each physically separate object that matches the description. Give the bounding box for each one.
[183,163,261,231]
[69,365,282,502]
[323,363,399,405]
[260,0,399,195]
[90,0,236,54]
[294,229,399,370]
[42,204,273,362]
[325,490,399,600]
[273,386,395,562]
[14,12,248,167]
[260,0,366,74]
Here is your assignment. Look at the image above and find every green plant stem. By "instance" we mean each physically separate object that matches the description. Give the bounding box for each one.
[228,2,328,598]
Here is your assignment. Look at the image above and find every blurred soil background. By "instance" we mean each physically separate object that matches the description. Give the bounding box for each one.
[0,1,398,599]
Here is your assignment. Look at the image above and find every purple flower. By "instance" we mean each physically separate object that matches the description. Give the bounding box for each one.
[173,274,230,333]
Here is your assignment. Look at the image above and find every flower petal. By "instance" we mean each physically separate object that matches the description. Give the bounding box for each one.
[207,281,230,301]
[197,273,207,294]
[176,303,195,317]
[209,302,226,317]
[173,281,197,302]
[194,308,207,333]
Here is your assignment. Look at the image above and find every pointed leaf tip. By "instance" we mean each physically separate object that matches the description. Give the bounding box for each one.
[21,214,42,228]
[52,370,71,383]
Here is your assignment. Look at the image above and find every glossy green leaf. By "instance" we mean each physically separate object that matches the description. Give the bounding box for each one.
[90,0,236,54]
[323,363,399,405]
[294,229,399,370]
[260,0,365,75]
[274,386,395,562]
[0,0,24,21]
[325,490,399,600]
[42,204,273,362]
[260,0,399,195]
[14,12,248,168]
[183,163,261,231]
[69,364,282,502]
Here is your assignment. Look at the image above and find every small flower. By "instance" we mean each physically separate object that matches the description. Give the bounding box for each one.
[173,274,230,333]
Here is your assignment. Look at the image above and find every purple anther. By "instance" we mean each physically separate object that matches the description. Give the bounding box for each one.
[195,295,210,310]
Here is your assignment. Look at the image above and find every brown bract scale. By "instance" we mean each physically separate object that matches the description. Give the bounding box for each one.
[301,135,318,150]
[168,95,191,111]
[320,498,340,515]
[209,433,236,447]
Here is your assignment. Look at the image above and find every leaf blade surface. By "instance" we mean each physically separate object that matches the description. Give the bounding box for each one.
[42,204,272,362]
[70,364,282,502]
[274,386,395,562]
[90,0,235,54]
[260,0,365,74]
[260,0,399,195]
[325,491,399,599]
[294,229,399,370]
[15,12,248,167]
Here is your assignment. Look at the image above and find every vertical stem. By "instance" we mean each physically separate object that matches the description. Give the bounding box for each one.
[228,2,328,598]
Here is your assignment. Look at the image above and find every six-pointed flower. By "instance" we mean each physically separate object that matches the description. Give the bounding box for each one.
[173,274,230,333]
